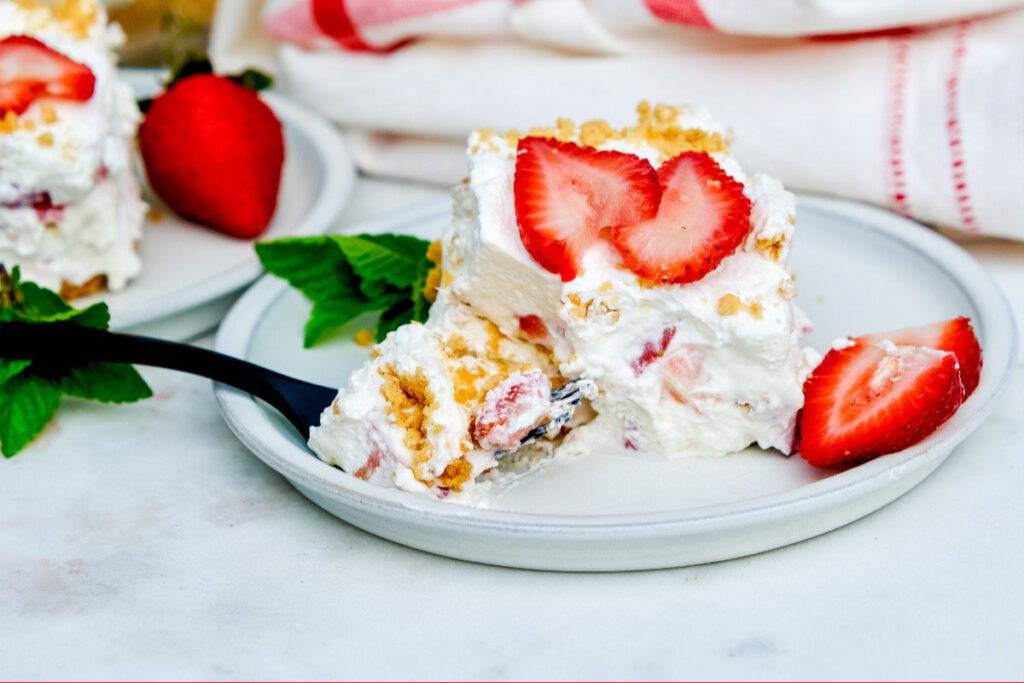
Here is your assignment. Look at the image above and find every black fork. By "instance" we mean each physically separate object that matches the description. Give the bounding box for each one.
[0,321,337,439]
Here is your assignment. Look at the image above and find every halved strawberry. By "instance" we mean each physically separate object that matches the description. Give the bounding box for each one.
[514,137,660,281]
[798,341,965,467]
[609,151,751,284]
[856,317,981,397]
[0,36,95,115]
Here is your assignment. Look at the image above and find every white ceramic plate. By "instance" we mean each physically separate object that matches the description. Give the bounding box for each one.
[213,195,1017,571]
[76,69,355,340]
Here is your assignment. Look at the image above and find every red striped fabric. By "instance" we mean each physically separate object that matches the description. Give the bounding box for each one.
[885,35,913,218]
[311,0,374,50]
[945,19,979,232]
[642,0,713,28]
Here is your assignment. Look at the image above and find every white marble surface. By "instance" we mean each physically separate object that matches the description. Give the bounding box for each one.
[1,178,1023,680]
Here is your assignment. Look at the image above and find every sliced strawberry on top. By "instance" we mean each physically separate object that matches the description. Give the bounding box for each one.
[798,341,966,467]
[855,316,982,397]
[0,80,44,115]
[514,137,660,281]
[609,151,751,284]
[0,35,95,115]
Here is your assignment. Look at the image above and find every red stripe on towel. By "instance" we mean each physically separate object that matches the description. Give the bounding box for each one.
[885,35,913,218]
[810,26,916,42]
[643,0,712,28]
[311,0,375,50]
[945,20,979,232]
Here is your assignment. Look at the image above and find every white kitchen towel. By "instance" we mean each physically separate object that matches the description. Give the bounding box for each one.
[211,0,1024,240]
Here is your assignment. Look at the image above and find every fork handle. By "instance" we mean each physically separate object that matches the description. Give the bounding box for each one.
[0,321,334,438]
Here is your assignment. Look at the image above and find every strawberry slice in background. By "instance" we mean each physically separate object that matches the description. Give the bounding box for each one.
[514,137,660,281]
[610,151,751,285]
[798,338,967,467]
[856,316,982,397]
[0,35,95,115]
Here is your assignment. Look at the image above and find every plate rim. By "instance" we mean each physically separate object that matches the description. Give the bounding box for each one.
[212,194,1018,535]
[107,83,355,329]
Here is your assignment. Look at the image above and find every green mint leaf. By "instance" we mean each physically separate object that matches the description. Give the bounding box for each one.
[64,302,110,330]
[14,280,71,318]
[303,297,382,348]
[257,233,436,348]
[256,238,367,305]
[57,362,153,404]
[0,270,152,456]
[11,282,110,328]
[377,299,415,343]
[0,374,60,457]
[331,234,432,300]
[0,359,31,386]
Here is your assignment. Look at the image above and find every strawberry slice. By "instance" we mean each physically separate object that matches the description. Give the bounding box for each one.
[0,80,44,115]
[609,151,751,284]
[0,35,95,116]
[514,137,660,281]
[855,316,982,397]
[798,340,966,467]
[472,371,552,452]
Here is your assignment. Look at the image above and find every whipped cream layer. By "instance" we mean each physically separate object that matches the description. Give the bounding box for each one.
[440,103,816,457]
[0,0,145,292]
[310,305,561,502]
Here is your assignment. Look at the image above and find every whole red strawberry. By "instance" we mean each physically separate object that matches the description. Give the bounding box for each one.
[139,72,284,238]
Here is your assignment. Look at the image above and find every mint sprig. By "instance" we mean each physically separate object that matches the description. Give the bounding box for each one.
[0,266,152,457]
[256,234,436,347]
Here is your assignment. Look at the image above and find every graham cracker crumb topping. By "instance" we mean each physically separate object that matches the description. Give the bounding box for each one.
[0,111,18,134]
[379,365,436,483]
[14,0,96,39]
[59,274,106,300]
[472,101,726,161]
[40,104,58,124]
[717,293,764,319]
[426,240,442,264]
[423,240,443,303]
[756,237,785,261]
[437,457,473,491]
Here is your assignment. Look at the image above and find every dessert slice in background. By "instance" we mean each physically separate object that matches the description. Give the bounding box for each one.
[0,0,145,298]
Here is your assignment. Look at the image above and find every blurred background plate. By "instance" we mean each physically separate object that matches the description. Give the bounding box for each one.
[76,69,354,340]
[212,195,1016,571]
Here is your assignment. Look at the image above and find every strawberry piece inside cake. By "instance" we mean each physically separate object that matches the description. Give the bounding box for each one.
[0,0,145,297]
[310,102,820,503]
